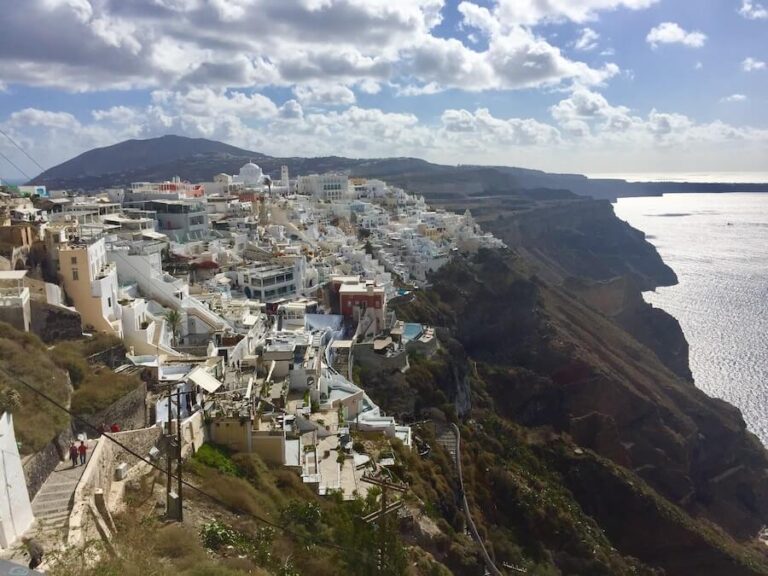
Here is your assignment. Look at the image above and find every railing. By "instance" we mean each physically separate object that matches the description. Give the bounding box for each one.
[0,286,29,306]
[95,261,116,280]
[451,423,503,576]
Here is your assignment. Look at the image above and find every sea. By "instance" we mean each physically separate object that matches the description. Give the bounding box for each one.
[614,193,768,445]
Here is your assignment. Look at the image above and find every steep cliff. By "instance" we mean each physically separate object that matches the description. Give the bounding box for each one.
[477,198,693,381]
[390,247,768,575]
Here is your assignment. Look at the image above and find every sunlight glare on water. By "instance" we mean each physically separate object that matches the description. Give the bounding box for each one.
[615,193,768,445]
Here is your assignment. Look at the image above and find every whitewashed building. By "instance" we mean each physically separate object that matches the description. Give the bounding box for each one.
[0,413,34,549]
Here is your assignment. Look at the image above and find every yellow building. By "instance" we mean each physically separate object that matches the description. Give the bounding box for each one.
[59,237,123,337]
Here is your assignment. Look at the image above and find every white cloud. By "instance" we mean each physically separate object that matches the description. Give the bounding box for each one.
[739,0,768,19]
[694,61,703,70]
[151,88,279,118]
[91,106,139,124]
[646,22,707,48]
[0,0,632,99]
[3,92,768,178]
[721,94,748,103]
[440,108,561,145]
[405,27,619,93]
[573,28,600,51]
[278,99,304,120]
[457,2,500,35]
[356,79,383,94]
[490,0,659,26]
[8,108,81,130]
[293,84,357,106]
[548,88,768,153]
[742,57,766,72]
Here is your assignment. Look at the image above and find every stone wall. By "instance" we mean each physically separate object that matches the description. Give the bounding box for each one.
[68,425,162,547]
[29,300,82,343]
[353,342,409,372]
[77,381,148,434]
[86,345,127,369]
[23,427,76,499]
[0,306,26,332]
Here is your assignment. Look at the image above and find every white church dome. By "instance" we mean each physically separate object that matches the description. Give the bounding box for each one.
[238,162,264,186]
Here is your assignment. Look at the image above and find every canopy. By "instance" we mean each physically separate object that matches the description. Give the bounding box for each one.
[187,366,223,393]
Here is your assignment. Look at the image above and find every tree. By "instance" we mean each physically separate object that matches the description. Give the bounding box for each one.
[164,309,182,348]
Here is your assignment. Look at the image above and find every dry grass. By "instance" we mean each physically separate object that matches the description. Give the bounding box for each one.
[0,323,70,453]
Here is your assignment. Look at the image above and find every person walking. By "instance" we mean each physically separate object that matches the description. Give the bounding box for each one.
[69,442,78,468]
[78,440,87,466]
[22,536,44,569]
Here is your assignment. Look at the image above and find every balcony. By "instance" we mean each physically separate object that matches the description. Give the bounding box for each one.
[95,261,116,280]
[0,286,29,308]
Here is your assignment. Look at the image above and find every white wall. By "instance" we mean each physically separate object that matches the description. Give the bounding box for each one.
[0,413,34,548]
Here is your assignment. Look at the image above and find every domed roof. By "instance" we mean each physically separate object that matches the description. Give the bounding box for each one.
[238,162,265,185]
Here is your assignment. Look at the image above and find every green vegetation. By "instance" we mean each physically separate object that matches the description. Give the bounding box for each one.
[52,444,430,576]
[165,309,182,347]
[52,336,140,415]
[0,324,137,451]
[190,443,242,477]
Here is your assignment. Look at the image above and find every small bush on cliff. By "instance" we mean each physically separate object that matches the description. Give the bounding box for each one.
[192,443,242,477]
[0,322,70,453]
[70,367,139,414]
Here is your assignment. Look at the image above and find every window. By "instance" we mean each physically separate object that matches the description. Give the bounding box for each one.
[72,269,79,281]
[107,297,112,308]
[71,256,77,264]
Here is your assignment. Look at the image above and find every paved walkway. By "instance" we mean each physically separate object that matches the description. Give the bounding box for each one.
[1,440,95,570]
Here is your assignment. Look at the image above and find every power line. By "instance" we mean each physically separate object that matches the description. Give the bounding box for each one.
[0,148,32,182]
[0,364,369,560]
[0,128,46,173]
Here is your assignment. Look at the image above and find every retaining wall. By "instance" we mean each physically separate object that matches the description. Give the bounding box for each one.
[68,425,162,547]
[22,427,75,499]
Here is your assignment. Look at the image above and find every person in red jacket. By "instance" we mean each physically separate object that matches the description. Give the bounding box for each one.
[68,442,78,468]
[78,440,87,465]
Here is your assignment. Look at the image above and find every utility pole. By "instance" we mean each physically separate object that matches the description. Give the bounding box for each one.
[360,474,407,574]
[176,385,184,522]
[166,383,173,519]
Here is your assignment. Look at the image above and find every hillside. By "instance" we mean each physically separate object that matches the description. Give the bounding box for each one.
[387,249,768,575]
[30,135,768,200]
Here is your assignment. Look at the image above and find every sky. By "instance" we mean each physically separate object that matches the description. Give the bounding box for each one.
[0,0,766,180]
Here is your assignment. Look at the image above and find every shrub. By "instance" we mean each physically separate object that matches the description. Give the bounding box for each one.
[0,325,70,453]
[193,444,242,477]
[281,500,321,531]
[156,524,207,563]
[70,370,139,414]
[52,349,89,387]
[200,520,240,550]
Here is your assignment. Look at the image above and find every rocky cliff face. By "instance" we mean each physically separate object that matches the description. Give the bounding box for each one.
[480,198,692,381]
[391,242,768,575]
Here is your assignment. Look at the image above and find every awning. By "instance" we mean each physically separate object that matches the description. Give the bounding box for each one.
[142,230,168,240]
[0,270,27,281]
[373,337,393,351]
[187,366,224,393]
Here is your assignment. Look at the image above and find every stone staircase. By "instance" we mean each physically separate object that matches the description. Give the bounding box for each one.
[1,442,94,568]
[435,426,458,466]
